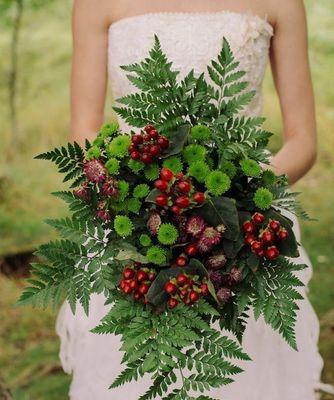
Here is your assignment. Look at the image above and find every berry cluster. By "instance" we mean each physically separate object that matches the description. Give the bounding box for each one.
[243,212,289,260]
[128,124,170,164]
[164,273,209,309]
[119,264,156,302]
[154,168,206,214]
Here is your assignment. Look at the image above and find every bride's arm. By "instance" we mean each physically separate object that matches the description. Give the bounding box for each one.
[71,0,112,144]
[269,0,317,184]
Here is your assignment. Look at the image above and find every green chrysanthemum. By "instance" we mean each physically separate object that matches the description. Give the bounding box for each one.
[86,146,100,160]
[147,246,167,265]
[128,159,144,173]
[188,161,210,183]
[253,187,273,210]
[220,160,237,179]
[157,223,179,245]
[205,171,231,195]
[262,169,277,186]
[114,215,133,237]
[183,144,207,164]
[144,163,159,181]
[190,125,211,141]
[139,234,152,247]
[127,198,141,214]
[111,201,127,212]
[105,158,120,175]
[133,184,150,199]
[240,158,262,178]
[107,135,131,158]
[92,137,104,148]
[100,122,119,139]
[117,180,129,201]
[162,156,183,174]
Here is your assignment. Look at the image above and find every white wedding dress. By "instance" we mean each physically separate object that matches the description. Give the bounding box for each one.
[57,11,329,400]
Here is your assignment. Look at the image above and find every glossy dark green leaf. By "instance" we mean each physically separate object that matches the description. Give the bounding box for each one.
[161,124,191,158]
[198,197,240,240]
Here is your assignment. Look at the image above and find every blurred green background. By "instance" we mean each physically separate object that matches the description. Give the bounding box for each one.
[0,0,333,398]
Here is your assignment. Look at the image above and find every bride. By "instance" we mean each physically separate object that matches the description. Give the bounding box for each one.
[57,0,330,399]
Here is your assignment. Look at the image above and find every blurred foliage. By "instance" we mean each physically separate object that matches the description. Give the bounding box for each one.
[0,0,333,398]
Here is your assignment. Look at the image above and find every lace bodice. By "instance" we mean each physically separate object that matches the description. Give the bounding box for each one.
[108,11,273,131]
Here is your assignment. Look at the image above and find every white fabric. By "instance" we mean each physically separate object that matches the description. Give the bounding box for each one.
[57,11,327,399]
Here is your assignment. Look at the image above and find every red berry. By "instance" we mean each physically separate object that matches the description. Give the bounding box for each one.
[130,151,141,160]
[266,246,280,260]
[138,282,150,295]
[149,145,161,156]
[243,221,255,234]
[200,283,209,296]
[252,212,265,224]
[178,181,191,194]
[277,229,289,241]
[143,145,151,154]
[133,291,142,301]
[244,234,256,246]
[122,282,132,294]
[137,270,148,282]
[193,192,206,204]
[257,249,265,258]
[149,129,159,139]
[148,272,156,282]
[168,298,178,309]
[143,134,151,142]
[171,205,181,215]
[185,244,197,256]
[251,241,263,254]
[164,282,177,294]
[129,279,138,290]
[180,288,188,298]
[120,280,127,290]
[132,134,143,145]
[134,262,142,268]
[189,290,200,303]
[123,267,135,280]
[176,274,188,286]
[175,196,190,209]
[144,124,155,133]
[155,194,169,207]
[141,153,153,164]
[261,230,275,245]
[176,256,187,267]
[154,179,168,192]
[157,136,169,149]
[176,172,184,180]
[160,168,174,182]
[269,220,281,232]
[128,144,137,153]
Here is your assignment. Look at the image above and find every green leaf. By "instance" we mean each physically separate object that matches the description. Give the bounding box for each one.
[197,197,240,241]
[161,124,191,158]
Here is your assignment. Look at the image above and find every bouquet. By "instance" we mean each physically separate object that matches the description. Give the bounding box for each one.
[19,37,310,399]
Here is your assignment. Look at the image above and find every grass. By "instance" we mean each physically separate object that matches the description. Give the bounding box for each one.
[0,0,333,398]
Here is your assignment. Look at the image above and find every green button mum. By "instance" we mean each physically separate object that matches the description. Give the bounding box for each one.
[107,135,131,158]
[205,171,231,195]
[114,215,134,237]
[157,223,179,245]
[183,144,207,164]
[190,125,211,141]
[253,187,274,210]
[240,158,262,178]
[146,246,167,265]
[105,158,120,175]
[133,184,150,199]
[188,161,210,183]
[139,234,152,247]
[162,156,183,174]
[99,121,119,138]
[86,146,101,160]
